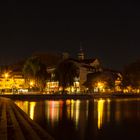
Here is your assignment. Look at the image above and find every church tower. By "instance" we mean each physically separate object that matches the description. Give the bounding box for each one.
[78,44,85,60]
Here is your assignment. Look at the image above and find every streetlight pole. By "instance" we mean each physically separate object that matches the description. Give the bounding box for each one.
[4,72,9,94]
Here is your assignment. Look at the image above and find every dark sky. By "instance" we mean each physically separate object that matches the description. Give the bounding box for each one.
[0,1,140,70]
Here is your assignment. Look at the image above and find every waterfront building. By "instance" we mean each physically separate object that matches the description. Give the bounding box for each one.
[46,49,102,93]
[0,50,122,94]
[84,69,122,93]
[0,70,25,94]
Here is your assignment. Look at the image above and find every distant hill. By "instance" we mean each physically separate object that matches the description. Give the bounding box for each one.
[32,52,62,67]
[8,52,63,72]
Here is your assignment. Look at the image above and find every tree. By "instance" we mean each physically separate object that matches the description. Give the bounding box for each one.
[84,71,116,92]
[36,63,48,91]
[122,60,140,89]
[55,59,79,94]
[22,56,47,91]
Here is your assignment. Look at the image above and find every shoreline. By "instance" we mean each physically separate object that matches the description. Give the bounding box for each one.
[1,93,140,100]
[0,97,54,140]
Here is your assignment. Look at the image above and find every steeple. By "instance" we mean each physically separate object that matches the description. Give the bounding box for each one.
[78,43,85,60]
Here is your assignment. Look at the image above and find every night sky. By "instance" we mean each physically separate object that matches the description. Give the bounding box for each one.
[0,1,140,70]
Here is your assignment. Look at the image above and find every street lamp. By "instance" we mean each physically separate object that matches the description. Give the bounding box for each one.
[30,81,34,87]
[4,73,9,79]
[97,82,105,92]
[29,81,34,88]
[97,82,104,89]
[3,72,9,94]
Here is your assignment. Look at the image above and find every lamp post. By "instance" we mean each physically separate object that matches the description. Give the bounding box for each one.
[4,72,9,94]
[29,81,34,92]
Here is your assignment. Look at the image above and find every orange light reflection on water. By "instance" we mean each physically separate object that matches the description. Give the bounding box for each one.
[15,101,36,120]
[29,102,36,120]
[15,101,29,115]
[45,100,62,127]
[97,99,105,129]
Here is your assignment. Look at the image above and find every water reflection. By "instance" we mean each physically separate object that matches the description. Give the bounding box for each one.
[45,101,62,127]
[29,102,36,120]
[15,98,140,140]
[97,99,105,129]
[15,101,36,120]
[67,100,81,129]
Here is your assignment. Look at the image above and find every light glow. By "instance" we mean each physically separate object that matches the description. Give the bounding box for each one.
[97,99,105,129]
[29,102,36,120]
[4,73,9,78]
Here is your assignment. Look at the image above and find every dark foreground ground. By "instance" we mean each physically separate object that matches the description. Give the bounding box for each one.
[0,97,54,140]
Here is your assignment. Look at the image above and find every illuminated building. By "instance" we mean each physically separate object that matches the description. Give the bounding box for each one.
[46,50,102,93]
[96,82,106,92]
[46,81,59,93]
[70,48,102,92]
[114,73,122,92]
[84,69,123,93]
[0,51,125,94]
[0,70,26,93]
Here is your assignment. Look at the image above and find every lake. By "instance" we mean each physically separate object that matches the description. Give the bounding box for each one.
[14,98,140,140]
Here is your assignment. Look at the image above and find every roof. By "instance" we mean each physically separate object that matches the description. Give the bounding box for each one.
[7,52,63,73]
[103,68,121,73]
[81,64,96,69]
[86,71,121,81]
[68,58,97,64]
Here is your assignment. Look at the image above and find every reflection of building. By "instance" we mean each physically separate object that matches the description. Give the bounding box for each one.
[94,99,111,130]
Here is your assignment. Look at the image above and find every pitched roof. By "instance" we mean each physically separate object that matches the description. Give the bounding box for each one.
[68,58,97,64]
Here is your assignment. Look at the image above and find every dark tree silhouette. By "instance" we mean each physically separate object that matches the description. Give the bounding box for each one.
[55,59,79,94]
[84,71,117,91]
[122,60,140,88]
[23,56,47,91]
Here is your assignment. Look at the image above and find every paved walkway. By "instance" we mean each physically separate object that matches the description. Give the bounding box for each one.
[0,97,54,140]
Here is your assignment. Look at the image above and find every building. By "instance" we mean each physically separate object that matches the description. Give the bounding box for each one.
[46,49,102,93]
[0,70,25,94]
[84,69,122,93]
[0,50,123,94]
